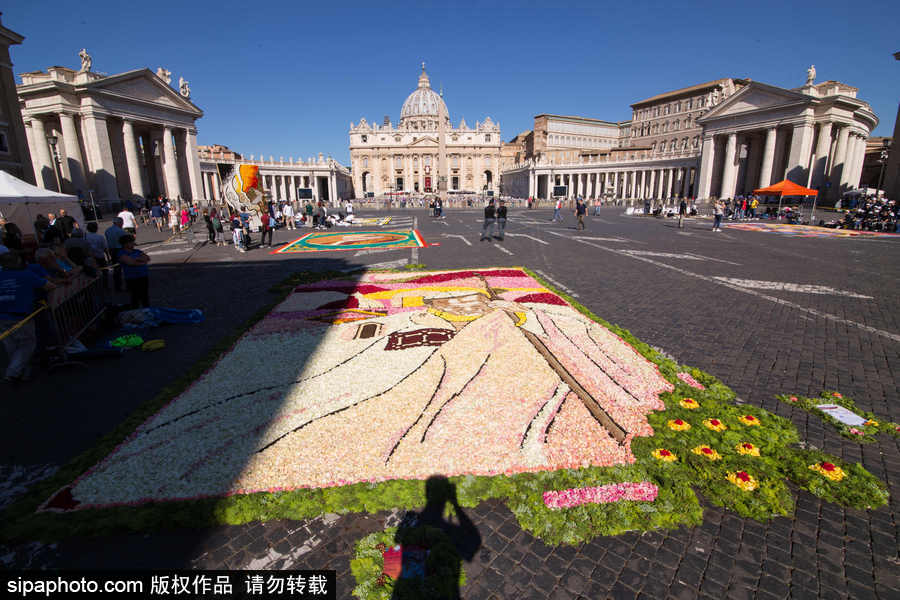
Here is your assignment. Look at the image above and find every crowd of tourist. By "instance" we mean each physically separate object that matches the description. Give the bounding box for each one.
[825,196,898,232]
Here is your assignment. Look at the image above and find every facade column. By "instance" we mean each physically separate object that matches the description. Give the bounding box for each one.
[648,170,657,199]
[161,126,182,199]
[29,118,57,190]
[810,122,833,190]
[832,126,851,192]
[848,134,866,190]
[720,132,738,199]
[59,113,86,194]
[842,135,859,191]
[528,170,536,198]
[681,167,690,197]
[184,128,204,201]
[758,127,777,188]
[786,121,814,185]
[665,168,674,199]
[328,171,336,204]
[697,136,715,200]
[81,114,120,204]
[122,119,146,200]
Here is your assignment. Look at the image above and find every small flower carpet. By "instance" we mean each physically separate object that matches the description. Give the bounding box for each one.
[272,229,426,254]
[724,222,899,238]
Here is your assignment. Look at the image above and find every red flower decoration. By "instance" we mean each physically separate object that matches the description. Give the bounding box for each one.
[790,396,798,402]
[709,419,720,426]
[674,419,684,425]
[735,471,750,482]
[702,447,713,455]
[821,462,836,472]
[659,449,671,457]
[833,392,843,398]
[742,443,753,449]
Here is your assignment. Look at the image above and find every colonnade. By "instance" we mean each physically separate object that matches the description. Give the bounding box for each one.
[25,111,202,206]
[520,165,696,201]
[696,121,867,201]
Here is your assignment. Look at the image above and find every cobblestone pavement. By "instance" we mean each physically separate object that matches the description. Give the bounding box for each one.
[2,208,898,598]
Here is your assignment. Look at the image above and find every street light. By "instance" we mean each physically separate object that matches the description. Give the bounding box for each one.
[46,134,62,192]
[877,147,890,194]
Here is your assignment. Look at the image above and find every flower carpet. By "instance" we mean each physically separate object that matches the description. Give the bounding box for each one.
[16,267,888,546]
[271,229,426,254]
[724,222,899,238]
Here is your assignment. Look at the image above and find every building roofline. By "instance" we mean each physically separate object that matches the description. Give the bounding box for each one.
[534,113,619,126]
[631,78,749,108]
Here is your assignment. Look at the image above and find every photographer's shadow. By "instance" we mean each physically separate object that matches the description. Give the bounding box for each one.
[390,476,481,600]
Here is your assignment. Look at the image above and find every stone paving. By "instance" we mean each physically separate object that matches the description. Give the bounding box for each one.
[2,207,898,599]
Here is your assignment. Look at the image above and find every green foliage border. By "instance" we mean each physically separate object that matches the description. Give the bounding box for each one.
[776,391,900,443]
[350,526,466,600]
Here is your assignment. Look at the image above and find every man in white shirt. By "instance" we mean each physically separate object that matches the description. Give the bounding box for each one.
[118,207,138,234]
[283,202,295,229]
[345,200,354,221]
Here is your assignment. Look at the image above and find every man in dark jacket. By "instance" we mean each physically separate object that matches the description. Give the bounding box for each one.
[480,201,496,241]
[495,200,508,240]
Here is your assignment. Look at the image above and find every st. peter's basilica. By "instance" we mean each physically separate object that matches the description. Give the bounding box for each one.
[348,65,502,197]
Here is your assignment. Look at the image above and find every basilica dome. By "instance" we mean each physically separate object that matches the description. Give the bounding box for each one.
[399,65,450,126]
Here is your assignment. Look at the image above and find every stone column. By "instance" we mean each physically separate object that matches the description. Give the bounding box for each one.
[697,136,715,200]
[528,170,535,198]
[122,120,146,200]
[59,113,87,194]
[810,122,833,190]
[161,126,182,199]
[328,172,336,203]
[832,126,851,192]
[81,114,120,204]
[852,135,865,189]
[720,132,738,199]
[666,168,674,198]
[758,127,777,188]
[681,167,689,197]
[29,118,57,190]
[183,128,204,201]
[786,122,814,185]
[648,170,657,199]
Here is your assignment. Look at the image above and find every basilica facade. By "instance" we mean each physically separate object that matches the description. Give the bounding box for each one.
[349,66,502,197]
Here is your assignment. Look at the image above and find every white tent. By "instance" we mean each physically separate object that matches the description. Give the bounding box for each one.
[0,170,86,241]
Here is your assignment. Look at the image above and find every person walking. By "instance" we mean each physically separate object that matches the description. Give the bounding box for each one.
[480,200,496,241]
[551,197,562,222]
[678,198,687,229]
[575,197,587,230]
[150,202,163,231]
[305,200,314,228]
[749,196,759,219]
[180,207,190,232]
[118,206,138,235]
[104,217,126,291]
[168,206,179,236]
[259,212,273,247]
[212,212,225,246]
[117,234,151,308]
[231,213,245,252]
[203,211,216,244]
[496,199,508,240]
[283,202,295,230]
[712,199,724,232]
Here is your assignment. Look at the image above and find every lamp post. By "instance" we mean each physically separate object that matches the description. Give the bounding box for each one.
[46,134,62,193]
[877,147,889,194]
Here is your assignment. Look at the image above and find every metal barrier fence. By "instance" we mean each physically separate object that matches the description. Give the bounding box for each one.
[46,274,106,367]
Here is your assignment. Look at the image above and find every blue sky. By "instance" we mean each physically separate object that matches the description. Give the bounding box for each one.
[7,1,899,165]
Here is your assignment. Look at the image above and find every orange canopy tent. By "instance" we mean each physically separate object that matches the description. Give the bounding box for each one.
[753,180,818,197]
[753,180,819,223]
